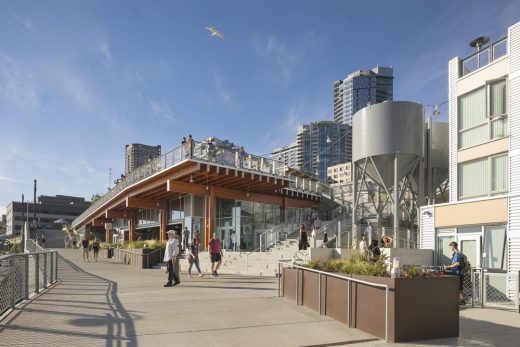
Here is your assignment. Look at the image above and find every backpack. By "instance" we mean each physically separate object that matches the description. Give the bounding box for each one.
[460,252,471,273]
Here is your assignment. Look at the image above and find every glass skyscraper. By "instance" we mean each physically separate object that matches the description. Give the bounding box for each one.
[334,66,394,126]
[296,121,352,181]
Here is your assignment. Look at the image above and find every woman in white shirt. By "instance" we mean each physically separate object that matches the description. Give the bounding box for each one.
[359,234,368,257]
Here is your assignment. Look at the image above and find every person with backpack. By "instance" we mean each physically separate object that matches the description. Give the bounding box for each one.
[445,241,467,305]
[208,233,222,277]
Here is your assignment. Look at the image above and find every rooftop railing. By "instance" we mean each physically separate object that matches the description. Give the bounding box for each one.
[72,140,328,228]
[460,37,508,77]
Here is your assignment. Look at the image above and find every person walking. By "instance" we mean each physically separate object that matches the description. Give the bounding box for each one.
[41,234,46,248]
[298,224,308,251]
[81,237,90,262]
[163,230,181,287]
[311,227,317,248]
[230,230,237,251]
[182,226,190,251]
[187,232,204,278]
[445,241,466,305]
[92,238,100,262]
[71,235,78,249]
[208,233,222,277]
[365,222,378,246]
[64,234,70,249]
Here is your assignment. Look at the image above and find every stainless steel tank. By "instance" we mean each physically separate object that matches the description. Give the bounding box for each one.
[352,101,424,189]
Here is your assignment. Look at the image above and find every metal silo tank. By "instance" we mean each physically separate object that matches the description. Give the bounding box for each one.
[352,101,424,189]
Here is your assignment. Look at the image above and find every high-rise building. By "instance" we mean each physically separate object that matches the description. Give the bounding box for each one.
[334,66,394,126]
[125,144,161,174]
[270,142,298,168]
[296,121,351,181]
[5,195,91,235]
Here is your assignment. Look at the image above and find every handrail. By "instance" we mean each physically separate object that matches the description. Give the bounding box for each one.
[277,260,390,342]
[460,36,507,77]
[0,250,59,317]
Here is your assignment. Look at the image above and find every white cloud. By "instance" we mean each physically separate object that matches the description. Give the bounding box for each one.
[98,41,113,68]
[150,101,175,121]
[214,74,233,104]
[253,35,296,82]
[8,11,32,32]
[0,53,38,108]
[0,175,20,183]
[63,75,93,106]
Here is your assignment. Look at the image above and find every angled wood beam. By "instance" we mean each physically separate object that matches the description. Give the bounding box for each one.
[105,209,130,219]
[126,197,166,210]
[167,180,206,195]
[286,197,315,209]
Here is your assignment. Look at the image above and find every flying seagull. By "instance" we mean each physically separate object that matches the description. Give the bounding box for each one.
[205,26,226,41]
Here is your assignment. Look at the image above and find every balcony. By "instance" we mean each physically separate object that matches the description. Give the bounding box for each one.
[460,37,507,77]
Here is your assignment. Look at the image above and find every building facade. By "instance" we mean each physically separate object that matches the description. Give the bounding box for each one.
[73,139,320,251]
[125,143,161,175]
[333,66,394,127]
[5,195,91,235]
[296,121,352,181]
[327,162,352,184]
[270,142,298,168]
[420,23,519,308]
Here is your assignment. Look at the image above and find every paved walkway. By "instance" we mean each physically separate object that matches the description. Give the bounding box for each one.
[1,250,519,346]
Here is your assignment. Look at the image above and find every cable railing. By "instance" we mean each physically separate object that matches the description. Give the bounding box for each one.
[72,139,328,229]
[0,249,59,317]
[461,36,507,77]
[336,224,418,249]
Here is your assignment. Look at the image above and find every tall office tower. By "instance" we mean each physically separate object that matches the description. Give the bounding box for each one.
[125,144,161,174]
[333,66,394,126]
[296,121,351,181]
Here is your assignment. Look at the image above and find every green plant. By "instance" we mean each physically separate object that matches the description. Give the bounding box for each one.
[9,242,22,253]
[303,253,389,277]
[305,260,322,270]
[401,265,421,278]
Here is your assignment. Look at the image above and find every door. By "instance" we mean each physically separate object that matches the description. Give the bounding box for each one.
[457,234,481,268]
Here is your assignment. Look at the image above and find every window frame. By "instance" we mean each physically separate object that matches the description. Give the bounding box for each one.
[458,77,508,149]
[458,152,508,200]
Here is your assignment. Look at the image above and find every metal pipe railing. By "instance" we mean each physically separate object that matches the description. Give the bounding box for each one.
[0,250,59,317]
[278,260,390,342]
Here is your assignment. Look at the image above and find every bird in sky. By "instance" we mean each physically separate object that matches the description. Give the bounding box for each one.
[205,26,226,41]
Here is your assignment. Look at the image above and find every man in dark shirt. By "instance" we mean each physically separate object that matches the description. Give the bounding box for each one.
[81,237,90,262]
[446,241,465,305]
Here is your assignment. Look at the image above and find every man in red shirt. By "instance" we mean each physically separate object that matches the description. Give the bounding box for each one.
[208,233,222,277]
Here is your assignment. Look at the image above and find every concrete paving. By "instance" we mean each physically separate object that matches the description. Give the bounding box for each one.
[0,249,519,346]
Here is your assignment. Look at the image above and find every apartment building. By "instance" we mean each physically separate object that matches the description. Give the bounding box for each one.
[420,22,520,308]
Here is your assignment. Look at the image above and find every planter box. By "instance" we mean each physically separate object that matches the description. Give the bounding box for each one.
[282,267,459,342]
[112,248,164,269]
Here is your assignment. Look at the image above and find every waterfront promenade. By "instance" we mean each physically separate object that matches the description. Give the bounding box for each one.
[0,250,519,346]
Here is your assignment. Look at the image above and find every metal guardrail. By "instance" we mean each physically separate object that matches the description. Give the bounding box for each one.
[0,250,59,317]
[336,224,418,249]
[277,260,390,343]
[461,37,507,77]
[72,139,329,229]
[464,268,519,311]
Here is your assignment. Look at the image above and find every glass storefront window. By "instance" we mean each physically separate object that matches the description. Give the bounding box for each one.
[437,235,456,266]
[169,197,184,220]
[483,225,506,269]
[193,195,204,217]
[457,226,482,234]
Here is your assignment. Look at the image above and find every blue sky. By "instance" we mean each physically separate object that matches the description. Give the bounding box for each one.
[0,0,519,212]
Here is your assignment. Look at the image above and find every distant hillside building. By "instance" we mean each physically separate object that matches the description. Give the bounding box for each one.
[125,144,161,175]
[5,195,90,235]
[270,142,298,168]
